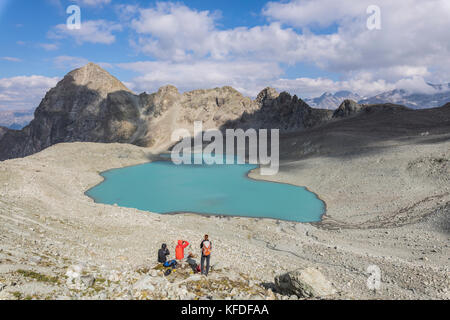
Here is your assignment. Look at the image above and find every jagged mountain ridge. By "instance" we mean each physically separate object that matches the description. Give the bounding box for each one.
[305,83,450,110]
[305,91,362,110]
[358,87,450,109]
[1,63,449,161]
[0,63,332,161]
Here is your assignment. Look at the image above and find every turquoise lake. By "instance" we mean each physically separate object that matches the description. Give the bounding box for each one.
[86,155,325,222]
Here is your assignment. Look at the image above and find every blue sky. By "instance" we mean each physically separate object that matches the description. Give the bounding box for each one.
[0,0,272,78]
[0,0,449,111]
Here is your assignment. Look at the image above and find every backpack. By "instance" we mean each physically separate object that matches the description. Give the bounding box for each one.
[163,260,177,268]
[202,240,211,256]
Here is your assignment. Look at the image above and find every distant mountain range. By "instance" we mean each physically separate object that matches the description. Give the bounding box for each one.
[304,91,362,110]
[305,83,450,110]
[0,110,34,130]
[1,72,449,133]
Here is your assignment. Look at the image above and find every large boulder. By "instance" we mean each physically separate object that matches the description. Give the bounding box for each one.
[133,275,156,292]
[333,99,363,118]
[274,267,336,298]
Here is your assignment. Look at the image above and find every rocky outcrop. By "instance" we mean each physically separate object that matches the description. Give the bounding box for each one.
[225,88,333,132]
[275,268,336,298]
[0,63,141,160]
[0,127,8,140]
[333,99,363,118]
[305,91,362,110]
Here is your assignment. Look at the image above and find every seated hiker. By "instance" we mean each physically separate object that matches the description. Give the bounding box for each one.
[200,234,212,276]
[175,240,190,266]
[158,243,170,263]
[186,253,200,273]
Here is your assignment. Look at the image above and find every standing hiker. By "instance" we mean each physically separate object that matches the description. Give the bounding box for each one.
[200,235,212,276]
[158,243,170,263]
[175,240,190,265]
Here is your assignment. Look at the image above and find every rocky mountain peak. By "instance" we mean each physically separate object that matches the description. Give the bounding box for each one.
[255,87,279,105]
[156,85,179,95]
[65,63,131,97]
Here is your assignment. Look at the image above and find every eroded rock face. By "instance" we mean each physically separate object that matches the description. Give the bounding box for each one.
[0,127,8,140]
[0,63,333,161]
[226,89,333,131]
[333,99,363,118]
[0,63,141,160]
[275,267,336,298]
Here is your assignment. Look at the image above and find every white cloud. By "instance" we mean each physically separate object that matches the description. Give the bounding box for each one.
[72,0,111,6]
[53,56,89,70]
[271,75,435,98]
[1,57,21,62]
[261,0,450,78]
[263,0,366,28]
[53,56,113,72]
[130,2,218,61]
[124,1,450,96]
[117,60,283,97]
[49,20,122,45]
[38,43,59,51]
[0,76,59,111]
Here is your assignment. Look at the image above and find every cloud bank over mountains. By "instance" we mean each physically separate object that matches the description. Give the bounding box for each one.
[116,0,450,97]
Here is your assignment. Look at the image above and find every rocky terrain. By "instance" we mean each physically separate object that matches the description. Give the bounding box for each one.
[0,132,448,300]
[0,63,449,300]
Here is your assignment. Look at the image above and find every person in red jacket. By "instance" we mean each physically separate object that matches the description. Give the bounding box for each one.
[175,240,190,265]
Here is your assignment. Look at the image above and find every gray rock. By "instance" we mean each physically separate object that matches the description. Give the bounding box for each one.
[80,275,96,287]
[29,256,42,265]
[149,270,159,277]
[333,100,363,118]
[133,276,155,292]
[275,267,336,298]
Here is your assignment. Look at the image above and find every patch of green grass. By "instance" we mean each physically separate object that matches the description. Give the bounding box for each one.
[16,269,60,284]
[153,264,165,271]
[91,278,108,294]
[11,291,22,300]
[137,267,151,274]
[95,277,107,284]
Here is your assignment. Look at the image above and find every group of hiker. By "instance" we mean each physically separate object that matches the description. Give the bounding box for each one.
[157,234,212,276]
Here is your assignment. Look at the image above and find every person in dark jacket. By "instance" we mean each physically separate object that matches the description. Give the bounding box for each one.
[158,243,170,263]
